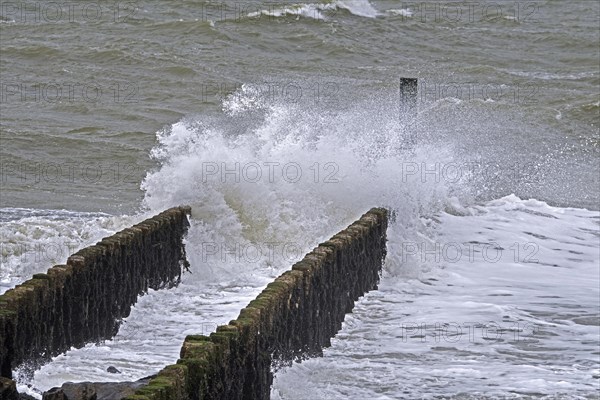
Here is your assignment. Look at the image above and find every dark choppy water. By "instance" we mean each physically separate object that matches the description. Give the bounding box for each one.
[1,1,599,398]
[1,0,598,212]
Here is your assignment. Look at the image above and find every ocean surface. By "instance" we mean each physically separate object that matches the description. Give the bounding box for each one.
[0,0,598,398]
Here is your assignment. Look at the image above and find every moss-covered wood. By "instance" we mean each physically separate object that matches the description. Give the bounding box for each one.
[126,207,388,400]
[0,206,191,380]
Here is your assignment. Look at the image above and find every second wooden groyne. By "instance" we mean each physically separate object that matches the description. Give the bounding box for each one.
[127,208,388,400]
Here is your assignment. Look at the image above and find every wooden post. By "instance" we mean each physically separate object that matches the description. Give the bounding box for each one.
[400,78,418,116]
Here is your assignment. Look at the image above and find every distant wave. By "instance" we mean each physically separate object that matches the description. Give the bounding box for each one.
[243,0,378,21]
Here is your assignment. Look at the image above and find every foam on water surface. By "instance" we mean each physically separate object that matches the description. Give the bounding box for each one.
[243,0,378,21]
[272,195,600,399]
[10,85,600,398]
[16,83,463,394]
[0,208,143,294]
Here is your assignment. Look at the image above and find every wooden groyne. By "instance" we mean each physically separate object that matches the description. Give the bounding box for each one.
[0,207,389,399]
[126,207,388,400]
[0,207,191,380]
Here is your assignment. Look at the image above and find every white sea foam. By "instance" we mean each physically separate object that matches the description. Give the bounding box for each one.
[0,209,142,294]
[387,8,413,18]
[335,0,378,18]
[272,195,600,398]
[14,85,599,398]
[247,3,334,21]
[502,69,597,81]
[245,0,378,21]
[22,84,462,393]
